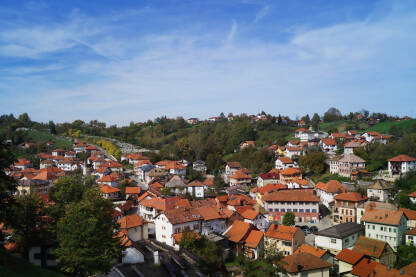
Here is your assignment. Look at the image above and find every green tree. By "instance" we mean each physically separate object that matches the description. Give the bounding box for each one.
[48,120,57,135]
[311,113,320,130]
[214,174,226,191]
[0,143,15,234]
[299,151,327,174]
[8,194,45,260]
[54,188,123,276]
[323,107,342,122]
[282,212,295,226]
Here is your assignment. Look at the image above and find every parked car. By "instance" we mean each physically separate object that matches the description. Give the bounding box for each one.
[300,225,310,234]
[309,226,318,233]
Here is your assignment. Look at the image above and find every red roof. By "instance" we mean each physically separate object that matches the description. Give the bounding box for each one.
[125,187,141,194]
[335,249,365,265]
[244,230,264,248]
[224,220,252,243]
[388,154,416,162]
[280,168,302,176]
[100,185,120,194]
[265,224,298,241]
[117,214,146,229]
[334,192,368,202]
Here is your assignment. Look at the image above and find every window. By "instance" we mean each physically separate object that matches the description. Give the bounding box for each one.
[380,227,384,231]
[281,209,286,212]
[394,229,397,233]
[305,209,310,213]
[372,225,375,230]
[389,228,392,232]
[299,209,304,213]
[345,238,349,243]
[331,239,337,244]
[293,209,298,212]
[368,225,370,229]
[312,209,317,213]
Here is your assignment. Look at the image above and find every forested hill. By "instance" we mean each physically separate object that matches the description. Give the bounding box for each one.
[1,110,415,173]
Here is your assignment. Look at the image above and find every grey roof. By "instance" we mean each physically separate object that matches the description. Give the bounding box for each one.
[141,164,155,172]
[165,175,186,188]
[316,222,364,239]
[368,180,392,190]
[339,154,366,163]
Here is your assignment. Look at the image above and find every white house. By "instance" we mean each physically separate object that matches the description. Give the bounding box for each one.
[197,206,227,235]
[388,154,416,176]
[361,208,408,251]
[362,131,381,142]
[409,192,416,204]
[187,180,206,198]
[275,156,296,170]
[320,138,337,153]
[154,207,202,247]
[57,159,79,172]
[314,222,364,254]
[240,209,267,232]
[315,180,348,208]
[285,146,302,159]
[225,162,242,176]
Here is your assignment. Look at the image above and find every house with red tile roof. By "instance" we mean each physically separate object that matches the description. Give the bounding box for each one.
[100,185,120,200]
[225,162,242,177]
[361,208,407,251]
[400,208,416,229]
[256,172,280,187]
[352,236,396,267]
[125,186,141,200]
[96,174,120,187]
[335,248,366,275]
[294,244,333,263]
[240,140,255,150]
[13,159,32,170]
[281,252,332,277]
[279,167,302,184]
[239,208,267,232]
[321,138,338,152]
[275,156,297,170]
[264,224,304,256]
[154,207,202,247]
[229,170,251,186]
[315,180,348,208]
[332,192,368,224]
[263,189,320,223]
[118,214,148,242]
[388,154,416,176]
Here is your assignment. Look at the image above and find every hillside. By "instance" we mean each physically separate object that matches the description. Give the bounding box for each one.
[366,119,416,133]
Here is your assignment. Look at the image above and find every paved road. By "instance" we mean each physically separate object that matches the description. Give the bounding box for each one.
[301,215,333,246]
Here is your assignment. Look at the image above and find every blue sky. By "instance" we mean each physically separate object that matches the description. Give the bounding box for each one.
[1,0,415,125]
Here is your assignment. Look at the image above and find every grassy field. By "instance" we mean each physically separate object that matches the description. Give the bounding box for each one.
[319,120,367,132]
[0,251,65,277]
[366,119,416,134]
[26,130,72,149]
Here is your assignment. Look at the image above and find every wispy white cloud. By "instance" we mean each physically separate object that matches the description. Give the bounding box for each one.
[254,5,270,23]
[226,20,238,43]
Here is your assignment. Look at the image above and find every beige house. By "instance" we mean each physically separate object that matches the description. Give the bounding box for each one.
[356,201,397,224]
[117,214,148,242]
[335,248,365,276]
[367,180,392,202]
[338,154,366,178]
[264,224,304,256]
[332,192,368,224]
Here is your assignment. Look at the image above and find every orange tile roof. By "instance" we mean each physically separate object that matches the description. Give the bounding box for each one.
[125,187,141,194]
[295,128,310,133]
[315,180,347,194]
[388,154,416,162]
[97,175,120,182]
[335,249,365,265]
[294,244,327,258]
[203,177,214,187]
[352,236,387,259]
[265,224,297,241]
[244,230,264,248]
[263,189,319,203]
[136,192,152,203]
[240,209,260,221]
[117,214,146,229]
[278,157,294,164]
[100,185,120,194]
[161,207,202,224]
[334,192,368,202]
[187,180,205,187]
[400,208,416,220]
[282,252,332,273]
[280,167,302,176]
[405,227,416,236]
[229,170,251,179]
[401,262,416,277]
[351,258,379,277]
[197,206,223,221]
[370,263,413,277]
[361,209,405,226]
[224,220,252,243]
[257,183,287,195]
[408,192,416,198]
[227,162,242,168]
[322,138,337,146]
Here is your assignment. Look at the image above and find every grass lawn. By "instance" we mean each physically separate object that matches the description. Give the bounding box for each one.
[26,130,72,149]
[366,119,416,134]
[0,250,65,277]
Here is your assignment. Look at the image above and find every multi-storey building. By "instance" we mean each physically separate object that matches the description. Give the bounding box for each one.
[332,192,368,224]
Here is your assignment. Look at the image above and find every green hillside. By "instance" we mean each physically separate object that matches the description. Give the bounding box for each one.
[366,119,416,134]
[25,130,72,149]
